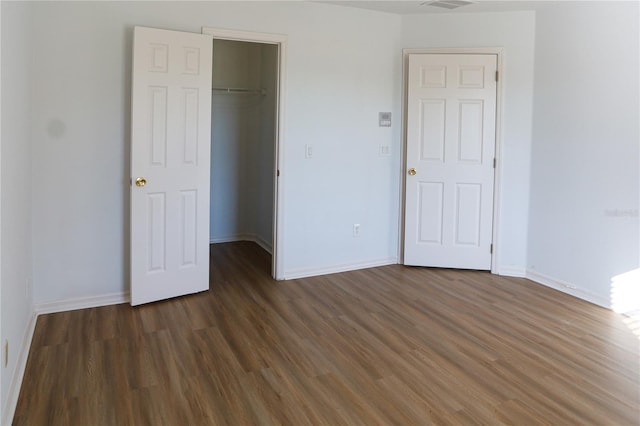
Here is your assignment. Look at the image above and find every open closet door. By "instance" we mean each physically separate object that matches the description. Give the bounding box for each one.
[130,26,213,305]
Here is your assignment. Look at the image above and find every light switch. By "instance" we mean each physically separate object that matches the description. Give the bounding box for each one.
[305,144,314,159]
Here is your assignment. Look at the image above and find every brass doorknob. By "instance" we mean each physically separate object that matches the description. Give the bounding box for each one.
[408,168,417,176]
[135,177,147,187]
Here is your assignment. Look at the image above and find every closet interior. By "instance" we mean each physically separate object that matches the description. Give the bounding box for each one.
[209,39,278,259]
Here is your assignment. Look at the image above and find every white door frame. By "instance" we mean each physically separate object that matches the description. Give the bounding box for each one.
[399,48,504,274]
[202,27,287,280]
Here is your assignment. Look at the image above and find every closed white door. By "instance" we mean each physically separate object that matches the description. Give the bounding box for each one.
[130,27,213,305]
[404,53,497,270]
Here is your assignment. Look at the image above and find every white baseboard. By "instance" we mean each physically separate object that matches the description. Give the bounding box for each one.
[252,235,272,255]
[210,234,273,254]
[497,266,527,278]
[525,270,611,309]
[2,310,37,426]
[4,292,129,424]
[4,290,130,425]
[34,291,130,315]
[284,257,398,280]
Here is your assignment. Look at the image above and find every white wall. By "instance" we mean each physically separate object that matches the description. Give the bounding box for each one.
[1,2,34,422]
[279,6,402,276]
[402,11,536,275]
[527,1,639,307]
[29,1,402,303]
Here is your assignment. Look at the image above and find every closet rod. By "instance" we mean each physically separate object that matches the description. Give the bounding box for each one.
[212,87,266,96]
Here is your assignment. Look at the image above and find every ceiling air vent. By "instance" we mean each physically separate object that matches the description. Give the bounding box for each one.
[421,0,474,10]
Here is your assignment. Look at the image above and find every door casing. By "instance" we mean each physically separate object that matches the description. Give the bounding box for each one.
[399,48,504,274]
[202,27,287,280]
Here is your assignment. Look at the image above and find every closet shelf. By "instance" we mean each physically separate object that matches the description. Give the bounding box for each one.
[212,87,266,96]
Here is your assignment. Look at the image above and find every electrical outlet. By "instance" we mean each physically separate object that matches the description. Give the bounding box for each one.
[353,224,360,237]
[4,340,8,368]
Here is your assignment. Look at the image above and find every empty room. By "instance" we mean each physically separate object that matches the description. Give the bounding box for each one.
[1,0,638,424]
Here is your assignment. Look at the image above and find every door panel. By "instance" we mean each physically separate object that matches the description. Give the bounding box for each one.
[404,53,497,270]
[418,182,444,244]
[420,99,446,162]
[454,183,482,246]
[131,27,212,305]
[458,100,484,163]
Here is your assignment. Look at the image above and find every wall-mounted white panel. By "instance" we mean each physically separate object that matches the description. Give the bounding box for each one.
[182,88,199,165]
[418,182,444,244]
[454,183,481,246]
[420,99,446,162]
[180,190,198,267]
[183,47,200,75]
[458,66,484,88]
[149,43,168,73]
[148,193,167,272]
[421,66,446,88]
[149,86,168,166]
[458,100,484,164]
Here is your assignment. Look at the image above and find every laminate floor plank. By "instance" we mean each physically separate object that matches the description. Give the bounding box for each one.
[13,241,640,425]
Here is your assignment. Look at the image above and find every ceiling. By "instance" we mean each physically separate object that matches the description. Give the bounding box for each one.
[317,1,548,15]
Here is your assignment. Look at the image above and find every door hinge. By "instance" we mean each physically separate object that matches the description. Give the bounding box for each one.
[277,169,280,177]
[490,243,493,254]
[493,158,496,168]
[495,71,499,82]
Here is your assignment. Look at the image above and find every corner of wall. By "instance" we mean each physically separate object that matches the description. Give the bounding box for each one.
[525,269,611,310]
[0,2,37,422]
[526,2,639,309]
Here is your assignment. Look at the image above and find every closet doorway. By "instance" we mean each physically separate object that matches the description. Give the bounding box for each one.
[204,28,286,279]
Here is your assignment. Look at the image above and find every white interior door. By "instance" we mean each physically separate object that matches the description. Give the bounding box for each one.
[130,26,212,305]
[404,53,497,270]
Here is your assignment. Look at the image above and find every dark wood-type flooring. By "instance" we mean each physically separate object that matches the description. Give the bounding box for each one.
[14,242,640,425]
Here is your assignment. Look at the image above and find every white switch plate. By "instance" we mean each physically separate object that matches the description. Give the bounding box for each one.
[305,144,314,159]
[379,145,391,157]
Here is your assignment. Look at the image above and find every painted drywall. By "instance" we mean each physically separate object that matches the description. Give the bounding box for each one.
[402,11,536,275]
[210,40,276,251]
[1,1,34,422]
[528,1,639,307]
[29,1,402,303]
